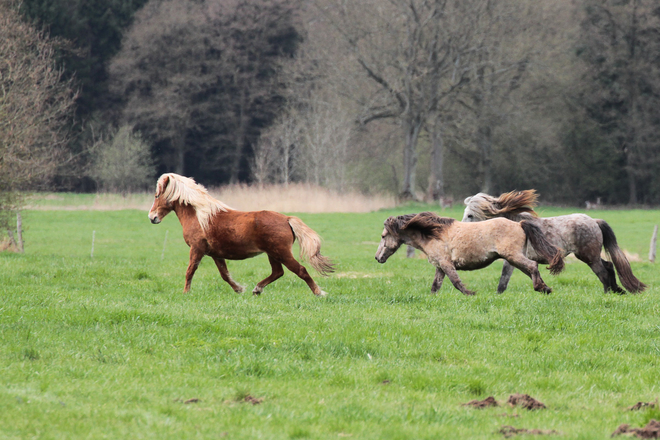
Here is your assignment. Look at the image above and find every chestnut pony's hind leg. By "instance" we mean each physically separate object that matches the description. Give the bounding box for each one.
[212,257,245,293]
[184,247,205,293]
[252,255,285,296]
[279,251,325,296]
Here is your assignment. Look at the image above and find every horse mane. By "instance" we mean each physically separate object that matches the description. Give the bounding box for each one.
[386,212,455,239]
[468,190,539,220]
[156,173,233,231]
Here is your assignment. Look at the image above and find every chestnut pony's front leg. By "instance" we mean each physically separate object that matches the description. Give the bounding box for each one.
[184,247,205,293]
[212,257,245,293]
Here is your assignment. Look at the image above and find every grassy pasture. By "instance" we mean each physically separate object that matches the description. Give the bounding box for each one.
[1,201,659,439]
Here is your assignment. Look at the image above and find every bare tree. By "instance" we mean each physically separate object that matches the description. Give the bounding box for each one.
[312,0,488,199]
[578,0,660,204]
[0,0,76,230]
[109,0,300,182]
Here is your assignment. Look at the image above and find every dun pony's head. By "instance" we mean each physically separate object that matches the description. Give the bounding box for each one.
[148,173,232,230]
[375,212,455,263]
[462,190,539,222]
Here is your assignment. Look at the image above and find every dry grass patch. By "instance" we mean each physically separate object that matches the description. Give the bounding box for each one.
[26,184,395,213]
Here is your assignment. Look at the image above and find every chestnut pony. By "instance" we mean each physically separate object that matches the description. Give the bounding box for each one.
[462,189,646,294]
[148,173,334,296]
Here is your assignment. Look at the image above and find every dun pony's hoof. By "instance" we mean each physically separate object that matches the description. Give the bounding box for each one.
[539,286,552,294]
[316,290,328,297]
[234,284,246,293]
[252,286,263,296]
[463,290,476,296]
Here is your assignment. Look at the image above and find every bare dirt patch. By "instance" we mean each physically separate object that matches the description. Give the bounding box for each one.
[499,426,559,438]
[507,394,547,410]
[462,396,499,408]
[628,400,658,411]
[243,394,264,405]
[611,419,660,438]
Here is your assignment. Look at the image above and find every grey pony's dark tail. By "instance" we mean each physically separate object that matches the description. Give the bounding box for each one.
[597,220,647,293]
[520,220,565,275]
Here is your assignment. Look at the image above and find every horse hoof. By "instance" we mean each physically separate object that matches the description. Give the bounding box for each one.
[463,290,476,296]
[234,284,246,293]
[316,290,328,297]
[252,287,262,296]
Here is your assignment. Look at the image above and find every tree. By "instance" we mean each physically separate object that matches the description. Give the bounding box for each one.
[89,125,155,193]
[109,0,301,184]
[19,0,150,117]
[578,0,660,204]
[314,0,511,200]
[0,0,76,231]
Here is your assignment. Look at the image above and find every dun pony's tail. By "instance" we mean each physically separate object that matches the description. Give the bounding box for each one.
[597,220,647,293]
[288,216,335,276]
[520,220,565,275]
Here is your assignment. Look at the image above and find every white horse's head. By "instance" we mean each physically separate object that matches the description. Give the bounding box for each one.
[462,193,494,222]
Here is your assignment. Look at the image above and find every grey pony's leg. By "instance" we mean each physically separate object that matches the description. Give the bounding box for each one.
[497,261,515,293]
[439,263,475,296]
[431,267,445,294]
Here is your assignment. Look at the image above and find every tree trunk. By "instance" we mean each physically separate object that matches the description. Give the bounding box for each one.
[400,116,423,200]
[174,135,185,175]
[478,124,493,194]
[426,118,445,201]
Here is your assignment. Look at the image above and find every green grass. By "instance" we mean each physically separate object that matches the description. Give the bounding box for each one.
[1,203,659,439]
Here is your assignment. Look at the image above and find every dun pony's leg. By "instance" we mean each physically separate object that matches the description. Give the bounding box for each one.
[438,263,475,296]
[506,256,552,294]
[431,267,445,294]
[184,248,205,293]
[253,255,285,296]
[212,257,245,293]
[280,253,325,296]
[497,261,515,294]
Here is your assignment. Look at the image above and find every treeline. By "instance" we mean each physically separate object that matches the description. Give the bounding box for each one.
[3,0,660,206]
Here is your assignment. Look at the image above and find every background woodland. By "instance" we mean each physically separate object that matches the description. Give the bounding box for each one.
[2,0,660,222]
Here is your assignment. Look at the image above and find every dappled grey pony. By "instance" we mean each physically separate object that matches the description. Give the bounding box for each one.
[462,190,646,294]
[375,212,564,295]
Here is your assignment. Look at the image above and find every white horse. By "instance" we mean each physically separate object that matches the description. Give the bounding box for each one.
[462,190,646,294]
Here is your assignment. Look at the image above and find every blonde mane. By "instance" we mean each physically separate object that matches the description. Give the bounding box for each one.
[156,173,233,231]
[464,190,538,221]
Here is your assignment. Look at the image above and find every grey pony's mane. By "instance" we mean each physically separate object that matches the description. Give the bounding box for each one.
[464,190,539,221]
[157,173,233,231]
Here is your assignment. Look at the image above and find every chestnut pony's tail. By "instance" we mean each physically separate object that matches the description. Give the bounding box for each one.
[288,216,335,276]
[520,220,565,275]
[597,220,646,293]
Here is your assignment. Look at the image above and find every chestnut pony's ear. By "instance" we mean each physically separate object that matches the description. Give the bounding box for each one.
[156,175,170,197]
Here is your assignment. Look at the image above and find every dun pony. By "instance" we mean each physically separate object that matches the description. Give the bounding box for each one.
[462,190,646,294]
[375,212,564,295]
[148,173,334,296]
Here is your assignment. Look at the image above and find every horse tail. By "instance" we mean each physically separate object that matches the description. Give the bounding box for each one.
[288,216,335,276]
[520,220,565,275]
[597,220,646,293]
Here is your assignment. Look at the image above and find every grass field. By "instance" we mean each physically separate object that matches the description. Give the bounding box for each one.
[1,201,659,439]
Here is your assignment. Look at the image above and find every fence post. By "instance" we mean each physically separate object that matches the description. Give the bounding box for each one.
[16,212,24,253]
[650,225,658,263]
[91,230,96,258]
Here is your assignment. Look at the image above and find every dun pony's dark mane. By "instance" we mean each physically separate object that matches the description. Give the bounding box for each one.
[386,212,455,239]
